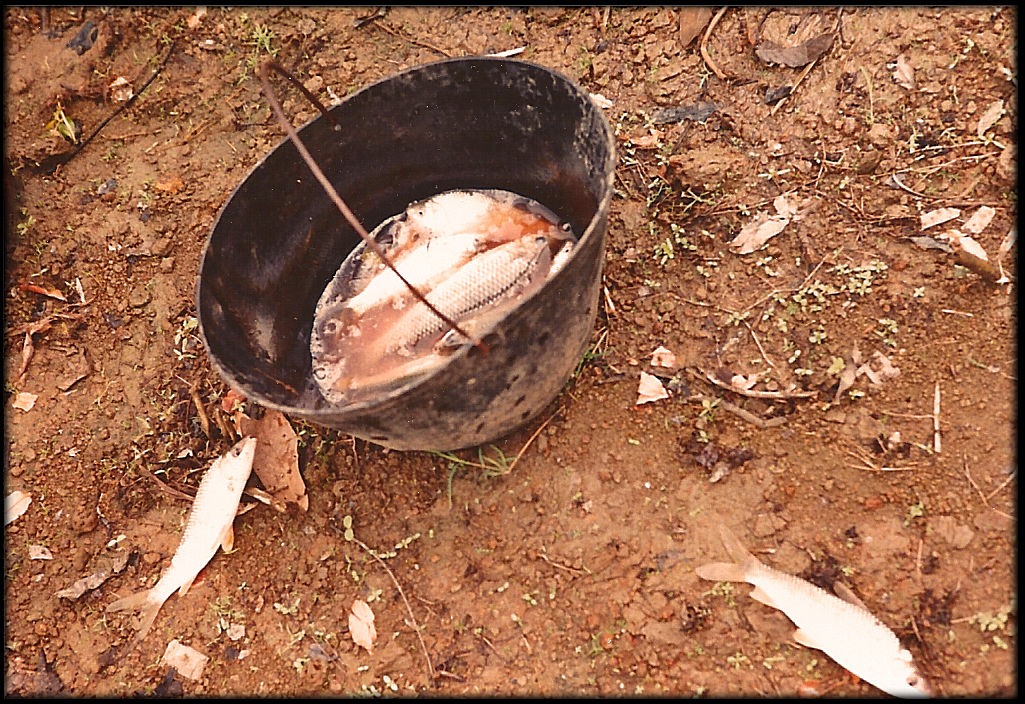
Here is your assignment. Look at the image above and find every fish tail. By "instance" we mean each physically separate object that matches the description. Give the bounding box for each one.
[106,590,162,656]
[694,526,759,582]
[105,589,151,614]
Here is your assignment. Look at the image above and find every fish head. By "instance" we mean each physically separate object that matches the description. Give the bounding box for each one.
[231,436,258,464]
[877,649,931,698]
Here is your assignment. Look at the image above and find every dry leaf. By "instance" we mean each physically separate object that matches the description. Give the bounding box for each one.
[630,129,662,149]
[650,346,677,369]
[730,374,759,391]
[755,32,833,68]
[892,54,916,90]
[237,410,308,511]
[678,6,712,47]
[19,283,66,301]
[976,99,1004,138]
[636,372,669,405]
[29,545,53,560]
[12,392,38,412]
[589,93,613,110]
[5,491,32,526]
[962,206,995,235]
[109,76,133,102]
[729,212,790,254]
[349,599,377,653]
[920,207,961,230]
[54,552,131,600]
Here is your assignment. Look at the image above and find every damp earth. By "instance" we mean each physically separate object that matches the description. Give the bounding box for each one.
[4,7,1016,697]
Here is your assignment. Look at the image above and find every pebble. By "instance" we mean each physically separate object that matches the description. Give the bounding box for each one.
[128,284,150,308]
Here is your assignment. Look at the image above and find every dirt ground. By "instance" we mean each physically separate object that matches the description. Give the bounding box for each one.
[4,7,1016,697]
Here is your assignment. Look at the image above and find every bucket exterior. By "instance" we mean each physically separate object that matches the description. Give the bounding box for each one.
[197,57,616,450]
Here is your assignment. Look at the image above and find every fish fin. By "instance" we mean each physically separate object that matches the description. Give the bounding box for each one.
[792,628,824,650]
[220,522,235,554]
[695,562,746,582]
[748,585,781,609]
[832,581,870,612]
[178,574,196,597]
[105,589,151,614]
[717,526,760,572]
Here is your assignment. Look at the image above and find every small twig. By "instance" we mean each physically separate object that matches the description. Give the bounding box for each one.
[771,57,818,117]
[189,380,211,441]
[505,409,561,475]
[538,551,590,576]
[985,469,1016,502]
[691,395,787,429]
[933,382,941,455]
[137,465,194,502]
[695,368,817,399]
[742,320,775,368]
[45,39,176,173]
[962,455,988,507]
[699,7,729,81]
[351,537,434,678]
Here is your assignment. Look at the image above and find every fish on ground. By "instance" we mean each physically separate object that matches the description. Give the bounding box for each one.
[696,526,931,698]
[106,437,257,656]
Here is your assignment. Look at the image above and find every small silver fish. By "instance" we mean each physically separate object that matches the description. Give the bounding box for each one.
[311,189,574,404]
[696,526,931,698]
[106,437,257,655]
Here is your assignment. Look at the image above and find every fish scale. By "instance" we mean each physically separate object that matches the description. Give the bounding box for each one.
[696,526,931,698]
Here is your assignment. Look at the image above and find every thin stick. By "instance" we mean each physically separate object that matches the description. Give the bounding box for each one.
[256,60,477,347]
[189,380,211,440]
[48,40,176,172]
[539,551,591,576]
[351,537,434,677]
[770,57,818,116]
[505,409,560,475]
[963,455,988,507]
[696,368,817,399]
[742,320,775,368]
[933,382,941,454]
[985,469,1016,501]
[700,7,729,81]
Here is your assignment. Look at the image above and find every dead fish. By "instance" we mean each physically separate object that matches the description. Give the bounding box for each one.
[696,526,931,698]
[106,437,257,655]
[311,189,574,404]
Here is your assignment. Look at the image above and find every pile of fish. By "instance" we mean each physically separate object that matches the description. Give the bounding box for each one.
[311,189,576,404]
[696,526,931,698]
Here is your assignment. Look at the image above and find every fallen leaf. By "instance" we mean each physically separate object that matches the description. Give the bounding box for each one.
[161,640,208,681]
[976,99,1004,138]
[589,93,613,110]
[943,230,990,262]
[19,283,66,301]
[108,76,133,102]
[236,410,308,511]
[857,351,901,386]
[5,491,32,526]
[919,207,961,230]
[962,206,995,235]
[629,129,662,149]
[755,32,833,68]
[12,392,38,412]
[892,54,916,90]
[729,211,790,254]
[636,372,669,405]
[56,349,92,392]
[678,6,712,47]
[54,552,131,600]
[730,374,759,391]
[650,346,677,369]
[349,599,377,653]
[222,388,247,413]
[29,545,53,560]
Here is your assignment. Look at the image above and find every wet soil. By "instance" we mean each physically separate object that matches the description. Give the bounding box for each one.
[4,7,1016,697]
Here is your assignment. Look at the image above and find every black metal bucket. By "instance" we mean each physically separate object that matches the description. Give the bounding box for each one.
[197,57,616,450]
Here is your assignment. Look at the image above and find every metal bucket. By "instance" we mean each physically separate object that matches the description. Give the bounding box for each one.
[196,57,616,450]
